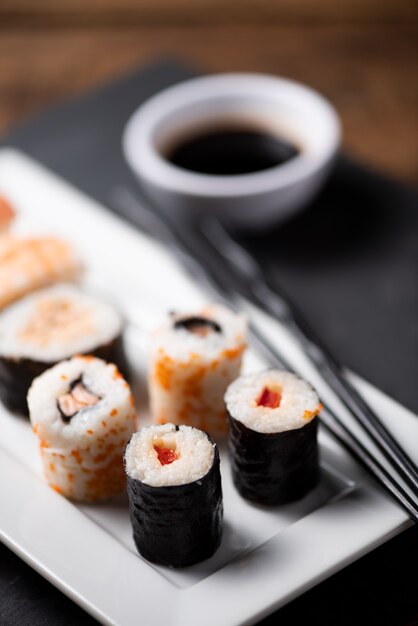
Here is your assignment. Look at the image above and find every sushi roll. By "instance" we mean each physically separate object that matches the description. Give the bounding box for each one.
[0,235,82,310]
[124,424,223,567]
[149,304,247,439]
[225,370,322,505]
[28,355,137,502]
[0,284,127,415]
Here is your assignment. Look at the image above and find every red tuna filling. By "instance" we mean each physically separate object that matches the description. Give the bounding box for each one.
[154,445,178,466]
[257,387,281,409]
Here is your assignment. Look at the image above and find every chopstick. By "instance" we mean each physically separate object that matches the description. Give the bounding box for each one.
[111,186,418,521]
[199,216,418,496]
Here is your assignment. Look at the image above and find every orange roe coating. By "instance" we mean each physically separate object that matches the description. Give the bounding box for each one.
[151,343,245,439]
[154,351,175,390]
[221,345,246,361]
[303,403,323,421]
[70,450,82,464]
[0,195,15,230]
[83,455,125,501]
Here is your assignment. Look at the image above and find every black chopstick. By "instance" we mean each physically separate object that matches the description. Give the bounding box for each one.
[111,186,418,521]
[200,216,418,496]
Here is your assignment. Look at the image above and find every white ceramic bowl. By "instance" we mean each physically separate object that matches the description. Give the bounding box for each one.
[122,73,341,230]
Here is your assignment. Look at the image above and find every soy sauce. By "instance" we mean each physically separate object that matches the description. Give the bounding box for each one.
[166,128,299,176]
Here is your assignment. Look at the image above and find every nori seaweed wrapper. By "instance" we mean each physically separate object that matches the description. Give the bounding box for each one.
[228,414,319,505]
[126,442,223,568]
[0,333,128,416]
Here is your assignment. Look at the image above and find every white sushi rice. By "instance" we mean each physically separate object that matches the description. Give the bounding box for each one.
[28,356,137,501]
[125,424,215,487]
[150,304,247,364]
[0,284,122,361]
[225,370,321,434]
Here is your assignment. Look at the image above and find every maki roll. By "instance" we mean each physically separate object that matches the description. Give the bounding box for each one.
[124,424,223,567]
[28,355,137,502]
[0,284,127,414]
[225,370,322,505]
[0,235,82,310]
[149,304,247,439]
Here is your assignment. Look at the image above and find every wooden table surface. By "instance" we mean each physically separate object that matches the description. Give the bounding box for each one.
[1,0,417,184]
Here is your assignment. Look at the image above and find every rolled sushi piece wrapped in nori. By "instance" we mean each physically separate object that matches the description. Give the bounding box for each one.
[28,355,137,502]
[225,370,322,505]
[0,284,127,414]
[149,304,247,440]
[124,424,223,567]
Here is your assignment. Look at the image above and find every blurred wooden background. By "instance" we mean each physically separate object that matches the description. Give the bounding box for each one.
[1,0,417,183]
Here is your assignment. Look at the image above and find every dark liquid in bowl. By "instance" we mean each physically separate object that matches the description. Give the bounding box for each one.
[166,129,299,176]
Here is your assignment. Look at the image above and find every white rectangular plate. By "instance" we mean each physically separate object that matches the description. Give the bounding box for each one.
[0,148,416,626]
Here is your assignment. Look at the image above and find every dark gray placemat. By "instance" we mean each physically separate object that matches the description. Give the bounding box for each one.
[0,58,417,626]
